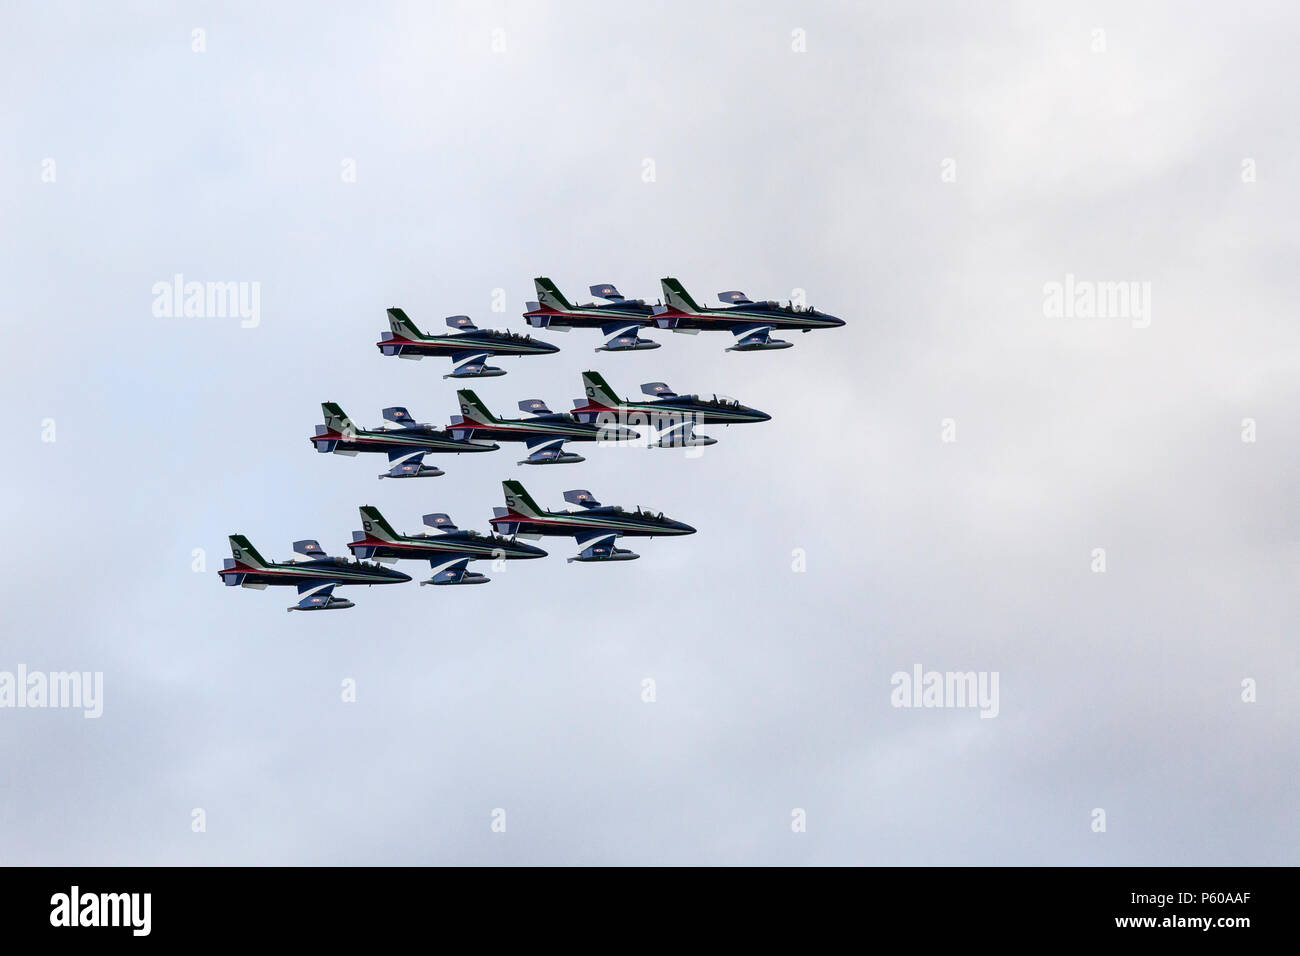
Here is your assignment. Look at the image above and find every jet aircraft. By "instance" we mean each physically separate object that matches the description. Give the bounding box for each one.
[523,277,660,352]
[490,480,695,562]
[311,402,498,478]
[654,277,844,351]
[378,307,559,378]
[347,505,547,586]
[571,370,769,446]
[218,535,410,611]
[449,389,639,465]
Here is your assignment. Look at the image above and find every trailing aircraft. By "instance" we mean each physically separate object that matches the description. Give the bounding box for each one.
[348,505,547,586]
[449,389,639,465]
[654,277,844,351]
[311,402,498,478]
[490,480,695,562]
[218,535,410,611]
[523,278,660,352]
[571,371,769,447]
[378,308,559,378]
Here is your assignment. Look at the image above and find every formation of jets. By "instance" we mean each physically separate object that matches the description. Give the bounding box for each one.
[523,277,844,353]
[222,481,694,609]
[225,276,845,609]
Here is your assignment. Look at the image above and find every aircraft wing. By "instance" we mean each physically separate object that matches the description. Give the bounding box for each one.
[384,450,426,477]
[293,581,341,610]
[599,322,644,349]
[426,555,474,585]
[450,350,491,376]
[574,529,619,549]
[521,435,569,464]
[729,324,775,348]
[650,418,707,447]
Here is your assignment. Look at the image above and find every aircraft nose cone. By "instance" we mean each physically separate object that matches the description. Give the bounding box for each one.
[671,520,696,535]
[540,341,561,354]
[826,314,845,327]
[391,569,413,582]
[517,541,548,558]
[752,409,772,422]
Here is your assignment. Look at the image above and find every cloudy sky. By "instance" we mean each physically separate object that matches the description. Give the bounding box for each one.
[2,1,1296,864]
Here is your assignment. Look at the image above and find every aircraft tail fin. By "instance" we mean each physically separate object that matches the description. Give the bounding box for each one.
[660,277,705,314]
[228,534,269,569]
[581,370,621,409]
[386,308,424,338]
[358,505,401,541]
[455,389,499,426]
[534,277,575,312]
[321,402,356,435]
[502,480,544,519]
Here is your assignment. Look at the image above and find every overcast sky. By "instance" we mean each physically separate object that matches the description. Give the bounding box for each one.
[2,1,1296,864]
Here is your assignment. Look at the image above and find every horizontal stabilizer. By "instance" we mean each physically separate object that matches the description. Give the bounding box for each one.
[312,433,338,454]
